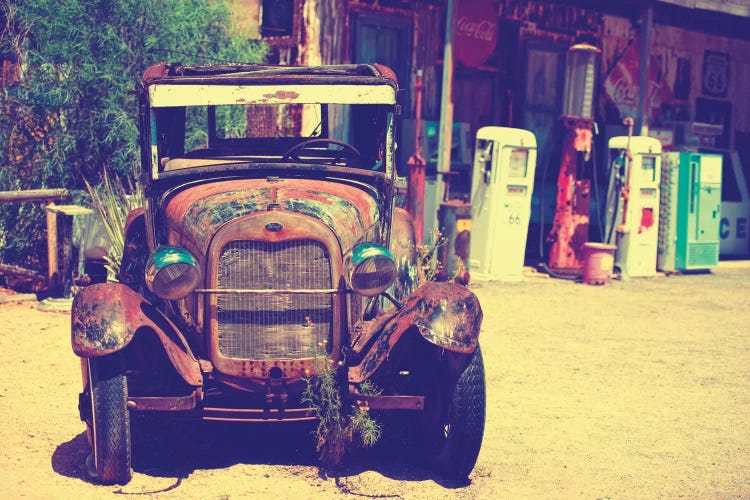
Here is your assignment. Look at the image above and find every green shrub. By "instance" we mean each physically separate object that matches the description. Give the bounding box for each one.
[302,352,382,470]
[0,0,267,272]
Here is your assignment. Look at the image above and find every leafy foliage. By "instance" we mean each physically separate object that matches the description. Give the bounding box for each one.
[417,229,446,282]
[0,0,267,270]
[84,167,142,279]
[302,353,382,470]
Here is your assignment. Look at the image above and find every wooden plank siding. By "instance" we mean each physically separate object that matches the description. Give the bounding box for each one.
[648,23,750,133]
[660,0,750,17]
[241,0,750,152]
[298,1,444,120]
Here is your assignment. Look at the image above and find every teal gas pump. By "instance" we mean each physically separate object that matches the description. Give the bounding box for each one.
[658,152,722,271]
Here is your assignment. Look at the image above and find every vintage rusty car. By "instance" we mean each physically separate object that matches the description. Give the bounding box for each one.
[71,62,484,484]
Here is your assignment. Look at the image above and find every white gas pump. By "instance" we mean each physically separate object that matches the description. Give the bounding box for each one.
[469,127,537,281]
[605,135,662,278]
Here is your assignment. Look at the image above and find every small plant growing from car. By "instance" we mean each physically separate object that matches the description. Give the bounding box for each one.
[417,229,446,282]
[302,336,381,469]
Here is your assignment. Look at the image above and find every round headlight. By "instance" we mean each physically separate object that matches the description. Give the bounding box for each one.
[145,245,201,300]
[345,243,397,297]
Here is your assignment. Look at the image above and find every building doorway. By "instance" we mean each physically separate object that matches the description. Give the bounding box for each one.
[353,13,413,174]
[522,41,567,260]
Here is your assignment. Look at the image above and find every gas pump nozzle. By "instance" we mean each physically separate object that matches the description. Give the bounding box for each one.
[616,117,635,234]
[477,140,493,184]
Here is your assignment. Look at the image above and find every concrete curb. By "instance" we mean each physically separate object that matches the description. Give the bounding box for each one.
[36,297,74,312]
[0,293,38,304]
[717,260,750,269]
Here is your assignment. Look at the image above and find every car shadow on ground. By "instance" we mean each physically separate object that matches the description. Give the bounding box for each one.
[51,417,467,489]
[334,418,473,490]
[51,432,91,480]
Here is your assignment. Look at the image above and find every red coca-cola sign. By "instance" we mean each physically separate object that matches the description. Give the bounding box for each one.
[454,0,498,67]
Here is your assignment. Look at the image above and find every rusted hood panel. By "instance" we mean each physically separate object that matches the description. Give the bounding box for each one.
[349,282,483,383]
[164,178,380,255]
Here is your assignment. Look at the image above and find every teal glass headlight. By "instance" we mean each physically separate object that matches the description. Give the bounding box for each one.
[145,245,201,300]
[345,243,397,297]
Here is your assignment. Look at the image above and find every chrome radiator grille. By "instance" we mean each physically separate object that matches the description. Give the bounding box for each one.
[216,240,332,359]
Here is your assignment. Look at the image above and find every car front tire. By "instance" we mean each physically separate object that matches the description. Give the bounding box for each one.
[426,346,486,481]
[86,354,132,485]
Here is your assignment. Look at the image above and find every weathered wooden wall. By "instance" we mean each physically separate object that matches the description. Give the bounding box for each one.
[651,24,750,133]
[235,0,750,144]
[411,5,443,120]
[600,15,636,74]
[599,13,750,141]
[315,0,350,65]
[298,0,443,121]
[226,0,261,39]
[501,0,604,35]
[660,0,750,17]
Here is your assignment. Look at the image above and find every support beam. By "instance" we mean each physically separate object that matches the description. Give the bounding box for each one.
[636,6,653,136]
[434,0,456,233]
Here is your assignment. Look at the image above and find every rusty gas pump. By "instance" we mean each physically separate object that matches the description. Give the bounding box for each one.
[547,43,600,276]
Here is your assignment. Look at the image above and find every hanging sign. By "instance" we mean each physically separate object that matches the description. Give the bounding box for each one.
[603,37,672,123]
[454,0,498,68]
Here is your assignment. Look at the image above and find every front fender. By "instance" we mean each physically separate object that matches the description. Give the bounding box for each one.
[349,281,482,383]
[71,282,202,386]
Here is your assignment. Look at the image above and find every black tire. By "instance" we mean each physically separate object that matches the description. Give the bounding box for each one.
[426,346,486,480]
[86,355,132,485]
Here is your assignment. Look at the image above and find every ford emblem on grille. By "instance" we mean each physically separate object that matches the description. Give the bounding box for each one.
[265,222,283,232]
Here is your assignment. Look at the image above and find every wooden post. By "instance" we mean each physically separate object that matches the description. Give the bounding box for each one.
[636,6,653,136]
[434,0,455,231]
[45,204,94,296]
[46,204,58,291]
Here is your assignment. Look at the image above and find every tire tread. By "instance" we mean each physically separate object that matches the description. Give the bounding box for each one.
[434,346,486,480]
[90,357,132,484]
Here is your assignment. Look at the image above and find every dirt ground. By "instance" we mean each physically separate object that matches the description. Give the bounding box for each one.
[1,263,749,499]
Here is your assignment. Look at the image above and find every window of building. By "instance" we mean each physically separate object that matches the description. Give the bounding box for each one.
[260,0,295,38]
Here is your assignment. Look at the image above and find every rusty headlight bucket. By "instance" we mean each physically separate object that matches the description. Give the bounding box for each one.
[345,243,397,297]
[145,245,201,300]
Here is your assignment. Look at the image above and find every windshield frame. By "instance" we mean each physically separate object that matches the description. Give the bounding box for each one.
[145,83,397,181]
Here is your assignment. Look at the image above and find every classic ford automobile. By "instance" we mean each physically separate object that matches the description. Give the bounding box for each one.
[71,63,484,484]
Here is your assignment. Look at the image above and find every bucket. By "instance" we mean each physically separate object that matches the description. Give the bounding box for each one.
[582,242,616,285]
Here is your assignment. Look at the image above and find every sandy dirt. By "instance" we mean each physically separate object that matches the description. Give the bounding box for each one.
[0,264,749,499]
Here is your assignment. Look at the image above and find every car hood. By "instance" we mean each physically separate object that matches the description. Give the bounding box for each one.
[164,178,380,256]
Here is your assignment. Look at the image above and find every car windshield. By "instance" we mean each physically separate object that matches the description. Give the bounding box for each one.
[148,83,396,179]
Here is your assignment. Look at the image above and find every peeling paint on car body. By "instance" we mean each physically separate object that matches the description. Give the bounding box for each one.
[165,178,380,255]
[71,283,202,386]
[148,84,396,108]
[348,281,483,384]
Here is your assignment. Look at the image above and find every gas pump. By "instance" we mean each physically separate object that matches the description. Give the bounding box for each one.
[605,134,662,278]
[546,43,600,276]
[657,152,722,271]
[469,127,537,281]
